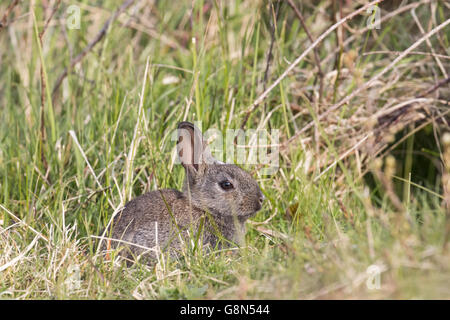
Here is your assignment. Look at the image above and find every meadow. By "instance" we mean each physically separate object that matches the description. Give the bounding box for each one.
[0,0,449,299]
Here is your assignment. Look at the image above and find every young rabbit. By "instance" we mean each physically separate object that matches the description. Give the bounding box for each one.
[106,121,264,260]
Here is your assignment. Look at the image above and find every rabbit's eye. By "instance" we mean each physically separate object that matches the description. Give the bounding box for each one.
[219,180,233,190]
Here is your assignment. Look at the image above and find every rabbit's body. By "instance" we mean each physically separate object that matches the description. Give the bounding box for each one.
[111,189,202,256]
[105,122,264,261]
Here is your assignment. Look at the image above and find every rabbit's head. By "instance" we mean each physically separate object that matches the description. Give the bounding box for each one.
[177,122,264,219]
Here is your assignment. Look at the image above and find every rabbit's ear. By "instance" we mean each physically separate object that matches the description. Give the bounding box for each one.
[177,122,217,174]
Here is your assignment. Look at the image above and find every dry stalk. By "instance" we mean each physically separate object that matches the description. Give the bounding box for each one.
[52,0,137,99]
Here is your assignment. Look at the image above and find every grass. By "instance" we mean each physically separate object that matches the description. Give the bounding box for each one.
[0,0,449,299]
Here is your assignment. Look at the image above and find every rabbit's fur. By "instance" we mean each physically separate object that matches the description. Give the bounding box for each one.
[106,122,264,260]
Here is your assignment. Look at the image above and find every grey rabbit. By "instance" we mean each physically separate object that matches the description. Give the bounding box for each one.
[105,121,264,261]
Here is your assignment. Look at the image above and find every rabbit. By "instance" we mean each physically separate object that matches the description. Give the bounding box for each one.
[105,121,265,261]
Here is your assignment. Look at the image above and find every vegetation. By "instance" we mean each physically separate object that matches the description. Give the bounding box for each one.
[0,0,449,299]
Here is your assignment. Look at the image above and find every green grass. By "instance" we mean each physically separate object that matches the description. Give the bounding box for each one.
[0,0,449,299]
